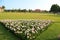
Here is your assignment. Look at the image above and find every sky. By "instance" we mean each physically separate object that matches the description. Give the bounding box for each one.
[0,0,60,11]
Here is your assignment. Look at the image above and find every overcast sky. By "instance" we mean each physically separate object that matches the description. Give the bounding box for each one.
[0,0,60,11]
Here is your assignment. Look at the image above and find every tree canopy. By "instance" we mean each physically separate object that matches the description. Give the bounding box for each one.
[2,6,5,9]
[50,4,60,13]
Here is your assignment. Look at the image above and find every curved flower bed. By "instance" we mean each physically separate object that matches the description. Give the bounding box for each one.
[0,20,52,40]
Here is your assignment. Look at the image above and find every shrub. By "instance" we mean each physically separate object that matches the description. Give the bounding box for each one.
[0,20,52,40]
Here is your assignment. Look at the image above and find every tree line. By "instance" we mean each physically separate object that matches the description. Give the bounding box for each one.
[4,9,48,13]
[2,4,60,13]
[1,6,48,13]
[4,9,33,12]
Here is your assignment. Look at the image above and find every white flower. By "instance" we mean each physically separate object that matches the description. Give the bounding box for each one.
[27,33,30,35]
[13,26,16,27]
[22,26,26,28]
[31,28,35,31]
[14,22,17,24]
[22,29,25,31]
[13,28,16,31]
[15,24,18,26]
[30,37,32,39]
[43,24,47,26]
[35,30,38,33]
[17,27,20,30]
[1,20,52,40]
[25,29,30,34]
[37,27,40,30]
[31,25,34,27]
[31,23,34,24]
[9,26,12,29]
[17,31,22,34]
[29,34,31,36]
[40,26,44,29]
[6,22,9,25]
[11,28,14,30]
[32,30,35,33]
[27,36,29,38]
[33,36,35,38]
[5,25,8,27]
[27,29,30,31]
[38,23,41,25]
[10,23,13,26]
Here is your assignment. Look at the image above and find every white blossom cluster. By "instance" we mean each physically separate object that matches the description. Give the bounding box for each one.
[1,20,51,40]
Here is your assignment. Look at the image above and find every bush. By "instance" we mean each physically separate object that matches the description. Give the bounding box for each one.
[0,20,52,40]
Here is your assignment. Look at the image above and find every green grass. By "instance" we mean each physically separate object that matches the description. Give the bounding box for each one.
[0,23,18,40]
[35,23,60,40]
[0,12,60,40]
[0,12,60,22]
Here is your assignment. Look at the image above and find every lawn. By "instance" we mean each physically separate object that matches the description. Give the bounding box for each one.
[0,12,60,40]
[35,23,60,40]
[0,22,18,40]
[0,12,60,22]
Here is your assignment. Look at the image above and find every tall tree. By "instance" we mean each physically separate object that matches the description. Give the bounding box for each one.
[50,4,60,13]
[2,6,5,9]
[28,9,32,12]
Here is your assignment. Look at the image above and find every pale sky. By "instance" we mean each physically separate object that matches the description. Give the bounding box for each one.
[0,0,60,11]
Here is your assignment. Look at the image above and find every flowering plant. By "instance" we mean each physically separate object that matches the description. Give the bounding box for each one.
[1,20,51,40]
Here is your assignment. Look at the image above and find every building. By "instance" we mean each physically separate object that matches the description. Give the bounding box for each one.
[34,9,41,12]
[0,7,4,12]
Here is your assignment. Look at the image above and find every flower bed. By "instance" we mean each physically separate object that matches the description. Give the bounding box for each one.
[0,20,52,40]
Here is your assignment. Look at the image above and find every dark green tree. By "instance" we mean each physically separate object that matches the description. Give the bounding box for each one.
[18,9,21,12]
[50,4,60,13]
[23,9,27,12]
[2,6,5,9]
[59,7,60,12]
[28,9,32,12]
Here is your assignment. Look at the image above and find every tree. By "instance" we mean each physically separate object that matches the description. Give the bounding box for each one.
[2,6,5,9]
[58,7,60,12]
[28,9,32,12]
[21,9,27,12]
[18,9,21,12]
[23,9,27,12]
[50,4,60,13]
